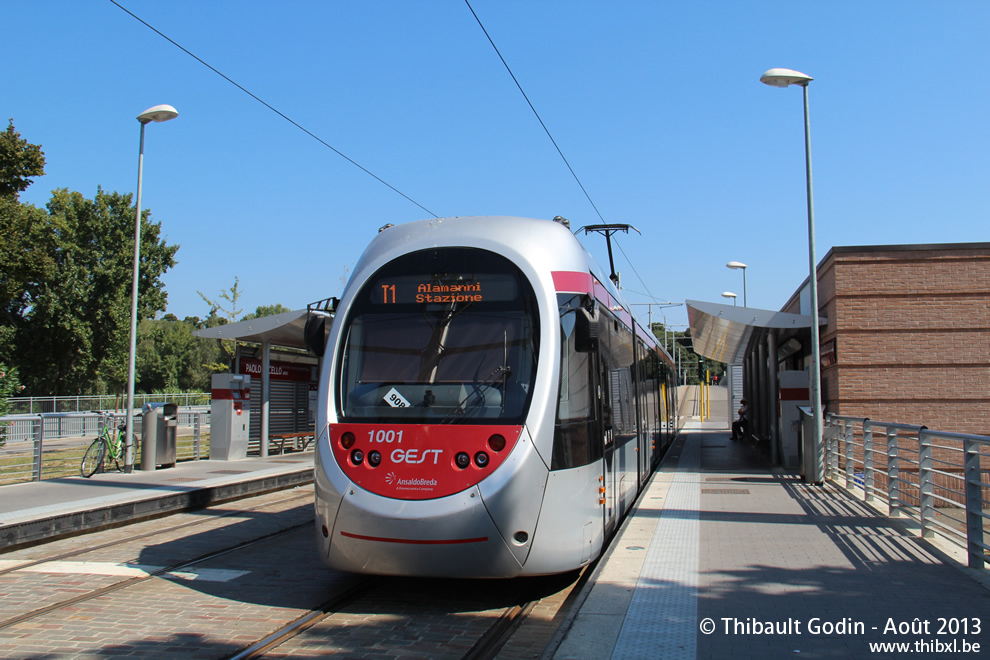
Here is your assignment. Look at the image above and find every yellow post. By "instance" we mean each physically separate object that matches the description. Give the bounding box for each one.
[705,369,711,419]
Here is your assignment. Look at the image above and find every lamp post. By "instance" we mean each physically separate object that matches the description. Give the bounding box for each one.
[721,291,738,306]
[126,104,178,472]
[726,261,747,306]
[759,67,823,463]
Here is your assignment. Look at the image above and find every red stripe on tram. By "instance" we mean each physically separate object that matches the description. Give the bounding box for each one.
[340,531,488,545]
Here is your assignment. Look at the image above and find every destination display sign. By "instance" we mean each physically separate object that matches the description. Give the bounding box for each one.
[370,274,518,305]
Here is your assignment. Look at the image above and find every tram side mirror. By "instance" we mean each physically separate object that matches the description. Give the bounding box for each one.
[304,315,327,357]
[574,307,599,353]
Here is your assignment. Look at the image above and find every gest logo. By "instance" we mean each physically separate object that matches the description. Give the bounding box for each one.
[390,448,443,465]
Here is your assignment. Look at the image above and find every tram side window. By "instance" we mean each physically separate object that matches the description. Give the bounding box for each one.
[636,341,660,439]
[602,312,635,439]
[552,295,599,470]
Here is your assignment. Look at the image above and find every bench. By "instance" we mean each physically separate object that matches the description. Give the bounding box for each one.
[269,431,315,455]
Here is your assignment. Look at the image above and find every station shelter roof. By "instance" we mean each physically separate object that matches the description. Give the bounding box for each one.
[193,309,329,454]
[685,299,823,364]
[193,309,314,350]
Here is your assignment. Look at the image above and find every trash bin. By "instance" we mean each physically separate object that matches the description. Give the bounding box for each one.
[141,402,178,470]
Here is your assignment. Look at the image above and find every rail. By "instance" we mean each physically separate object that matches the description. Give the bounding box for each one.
[823,413,989,570]
[4,393,211,415]
[0,409,210,485]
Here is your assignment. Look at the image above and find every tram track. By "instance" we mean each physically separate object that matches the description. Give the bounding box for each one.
[226,582,542,660]
[463,599,538,660]
[224,565,589,659]
[227,577,383,659]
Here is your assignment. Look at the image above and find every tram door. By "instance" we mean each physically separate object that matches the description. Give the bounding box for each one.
[598,332,618,536]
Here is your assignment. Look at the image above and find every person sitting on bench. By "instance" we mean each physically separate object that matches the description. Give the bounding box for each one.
[731,399,748,441]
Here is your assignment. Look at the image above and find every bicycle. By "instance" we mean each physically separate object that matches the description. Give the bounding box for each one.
[81,417,130,477]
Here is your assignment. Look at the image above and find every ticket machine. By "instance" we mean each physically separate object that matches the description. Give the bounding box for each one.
[210,373,251,460]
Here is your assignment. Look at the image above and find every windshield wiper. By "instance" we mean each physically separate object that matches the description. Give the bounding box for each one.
[441,365,512,424]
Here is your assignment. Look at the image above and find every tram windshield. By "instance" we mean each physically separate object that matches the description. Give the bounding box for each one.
[336,247,539,424]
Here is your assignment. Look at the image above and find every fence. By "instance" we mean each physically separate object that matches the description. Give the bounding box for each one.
[4,393,211,415]
[0,409,210,485]
[822,413,989,570]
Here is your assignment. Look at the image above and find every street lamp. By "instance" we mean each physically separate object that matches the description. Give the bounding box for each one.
[126,104,178,472]
[760,67,823,467]
[721,291,738,306]
[726,261,747,306]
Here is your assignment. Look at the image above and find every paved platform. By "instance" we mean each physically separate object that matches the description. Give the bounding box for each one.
[0,453,313,549]
[4,417,990,658]
[551,425,990,659]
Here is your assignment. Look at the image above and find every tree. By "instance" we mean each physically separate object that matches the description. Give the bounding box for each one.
[196,280,295,376]
[0,196,54,364]
[198,277,243,324]
[0,120,45,198]
[5,188,178,394]
[198,278,244,372]
[134,299,295,393]
[652,323,724,385]
[0,364,23,445]
[243,303,292,320]
[1,121,179,396]
[136,317,219,393]
[0,121,53,368]
[0,363,23,415]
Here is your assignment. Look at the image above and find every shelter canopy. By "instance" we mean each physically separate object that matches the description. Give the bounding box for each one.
[686,300,824,364]
[193,309,314,350]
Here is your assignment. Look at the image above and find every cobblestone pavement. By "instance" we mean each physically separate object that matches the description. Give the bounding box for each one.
[0,488,346,659]
[0,486,585,658]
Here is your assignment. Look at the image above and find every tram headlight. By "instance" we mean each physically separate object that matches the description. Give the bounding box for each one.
[455,452,471,469]
[341,431,356,449]
[488,434,506,452]
[368,450,382,467]
[474,451,490,468]
[350,449,364,465]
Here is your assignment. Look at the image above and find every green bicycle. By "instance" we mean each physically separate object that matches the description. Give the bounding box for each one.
[81,417,130,477]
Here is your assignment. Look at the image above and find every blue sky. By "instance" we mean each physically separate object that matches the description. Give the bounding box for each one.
[4,1,987,332]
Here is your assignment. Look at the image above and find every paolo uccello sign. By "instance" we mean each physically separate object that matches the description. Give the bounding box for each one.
[239,358,313,382]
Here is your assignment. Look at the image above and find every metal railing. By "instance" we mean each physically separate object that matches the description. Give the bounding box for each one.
[4,393,211,415]
[0,409,210,485]
[823,413,989,570]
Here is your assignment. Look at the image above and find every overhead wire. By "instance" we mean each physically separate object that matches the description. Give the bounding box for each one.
[109,0,439,219]
[113,0,672,311]
[465,1,674,312]
[464,0,606,224]
[613,236,658,301]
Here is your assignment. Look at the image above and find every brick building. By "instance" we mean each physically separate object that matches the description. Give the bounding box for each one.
[780,242,990,437]
[688,242,990,467]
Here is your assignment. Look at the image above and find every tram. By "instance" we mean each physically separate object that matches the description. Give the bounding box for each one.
[308,216,677,577]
